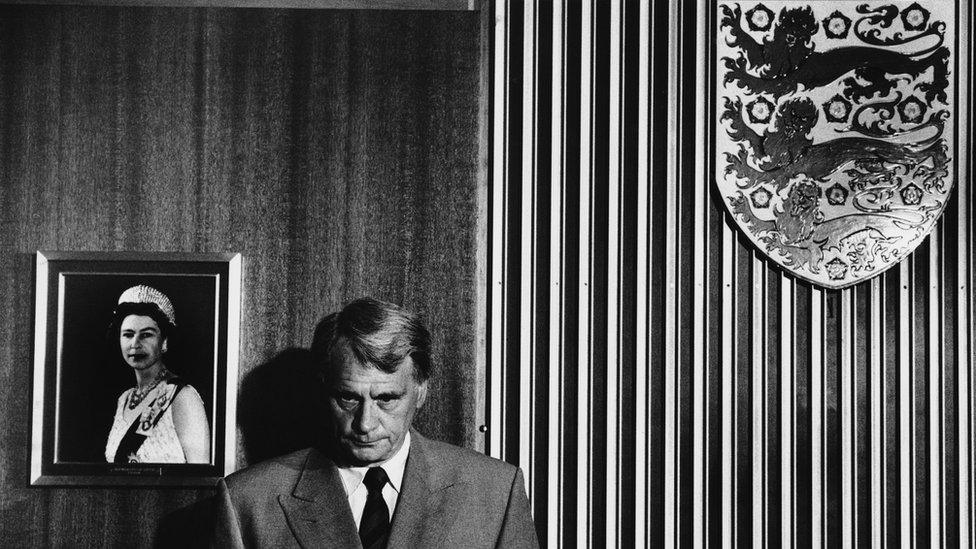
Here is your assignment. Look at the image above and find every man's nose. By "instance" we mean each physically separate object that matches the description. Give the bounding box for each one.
[353,401,377,433]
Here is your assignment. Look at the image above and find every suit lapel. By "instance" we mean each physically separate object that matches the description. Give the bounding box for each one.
[387,432,460,548]
[278,449,361,549]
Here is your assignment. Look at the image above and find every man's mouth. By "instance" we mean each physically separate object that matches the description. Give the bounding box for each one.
[349,439,380,447]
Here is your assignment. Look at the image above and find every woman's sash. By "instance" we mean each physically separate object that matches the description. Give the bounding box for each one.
[113,379,185,463]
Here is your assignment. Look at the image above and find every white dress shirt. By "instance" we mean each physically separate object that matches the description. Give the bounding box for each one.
[336,432,411,528]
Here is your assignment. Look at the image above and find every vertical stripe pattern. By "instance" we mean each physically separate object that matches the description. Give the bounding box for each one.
[486,1,974,547]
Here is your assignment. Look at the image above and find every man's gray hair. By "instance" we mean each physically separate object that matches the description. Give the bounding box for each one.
[312,297,432,381]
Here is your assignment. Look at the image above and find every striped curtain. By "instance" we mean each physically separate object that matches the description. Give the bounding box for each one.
[486,0,974,547]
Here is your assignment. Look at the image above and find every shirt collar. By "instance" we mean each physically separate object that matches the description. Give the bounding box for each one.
[337,431,412,495]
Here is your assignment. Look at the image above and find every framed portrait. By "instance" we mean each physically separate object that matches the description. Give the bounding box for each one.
[30,251,241,486]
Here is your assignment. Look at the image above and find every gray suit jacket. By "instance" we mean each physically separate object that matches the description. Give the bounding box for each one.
[213,432,539,548]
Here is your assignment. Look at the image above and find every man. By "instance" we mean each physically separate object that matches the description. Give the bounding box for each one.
[213,297,538,548]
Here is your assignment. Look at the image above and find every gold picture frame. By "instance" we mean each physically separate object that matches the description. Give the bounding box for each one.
[30,251,241,486]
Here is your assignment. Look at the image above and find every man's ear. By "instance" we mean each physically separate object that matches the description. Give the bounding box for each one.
[162,338,168,354]
[416,380,429,409]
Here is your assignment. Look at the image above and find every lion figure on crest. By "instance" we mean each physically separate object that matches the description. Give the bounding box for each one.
[720,4,950,103]
[729,180,935,274]
[722,96,948,192]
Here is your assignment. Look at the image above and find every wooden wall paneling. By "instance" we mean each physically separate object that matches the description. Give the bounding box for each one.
[486,0,505,466]
[810,286,825,547]
[930,228,945,546]
[518,0,537,508]
[605,0,622,542]
[690,0,707,543]
[883,268,901,547]
[545,0,565,545]
[720,220,735,547]
[634,1,650,546]
[840,288,854,549]
[576,0,594,544]
[647,1,668,543]
[913,250,930,545]
[2,0,478,9]
[899,259,914,546]
[751,253,766,545]
[0,6,482,547]
[663,0,678,544]
[870,276,885,548]
[619,5,640,544]
[489,1,975,547]
[780,273,795,549]
[958,2,974,544]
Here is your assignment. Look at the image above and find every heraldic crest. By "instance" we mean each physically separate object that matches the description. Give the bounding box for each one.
[714,0,956,289]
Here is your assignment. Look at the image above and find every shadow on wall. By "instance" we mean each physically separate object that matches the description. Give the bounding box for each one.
[155,347,329,547]
[237,347,329,464]
[155,497,215,549]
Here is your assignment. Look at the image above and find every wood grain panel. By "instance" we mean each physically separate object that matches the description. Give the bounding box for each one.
[0,5,481,547]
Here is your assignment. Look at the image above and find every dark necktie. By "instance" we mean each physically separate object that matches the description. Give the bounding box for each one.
[359,467,390,549]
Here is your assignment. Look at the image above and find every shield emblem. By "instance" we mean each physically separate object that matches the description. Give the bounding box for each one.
[714,1,956,289]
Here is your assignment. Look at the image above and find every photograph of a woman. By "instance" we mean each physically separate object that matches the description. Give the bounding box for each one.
[30,252,238,485]
[103,285,211,464]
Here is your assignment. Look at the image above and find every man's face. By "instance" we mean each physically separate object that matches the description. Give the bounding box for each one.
[325,345,428,466]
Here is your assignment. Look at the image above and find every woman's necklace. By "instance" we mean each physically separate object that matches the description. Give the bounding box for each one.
[128,369,168,410]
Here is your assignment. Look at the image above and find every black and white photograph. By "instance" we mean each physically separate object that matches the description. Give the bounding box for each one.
[0,0,973,547]
[29,251,241,486]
